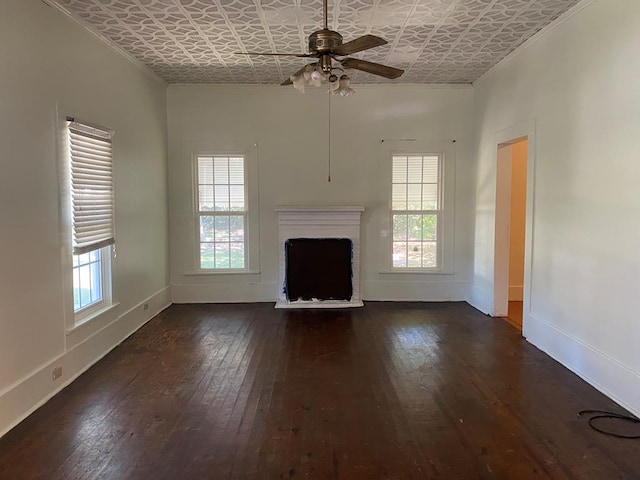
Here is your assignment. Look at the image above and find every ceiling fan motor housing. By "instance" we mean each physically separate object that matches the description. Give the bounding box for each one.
[309,29,343,54]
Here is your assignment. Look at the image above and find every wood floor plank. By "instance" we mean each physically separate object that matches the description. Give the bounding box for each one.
[0,302,639,479]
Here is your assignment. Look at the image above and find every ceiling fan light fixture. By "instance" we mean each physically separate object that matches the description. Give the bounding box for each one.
[291,73,306,93]
[310,67,323,82]
[329,78,340,94]
[335,74,355,96]
[302,64,314,81]
[289,64,334,92]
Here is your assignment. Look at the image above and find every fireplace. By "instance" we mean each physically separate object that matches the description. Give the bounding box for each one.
[285,238,353,301]
[276,206,364,308]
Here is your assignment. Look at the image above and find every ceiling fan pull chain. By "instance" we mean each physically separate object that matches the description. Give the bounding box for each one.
[327,88,331,182]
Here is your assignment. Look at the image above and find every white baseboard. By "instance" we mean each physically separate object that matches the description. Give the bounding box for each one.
[172,281,468,304]
[171,282,279,303]
[0,287,171,438]
[525,311,640,418]
[362,280,468,301]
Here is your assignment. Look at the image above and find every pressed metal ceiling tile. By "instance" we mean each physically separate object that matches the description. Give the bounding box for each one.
[51,0,581,84]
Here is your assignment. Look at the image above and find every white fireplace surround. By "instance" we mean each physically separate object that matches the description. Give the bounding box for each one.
[275,206,364,309]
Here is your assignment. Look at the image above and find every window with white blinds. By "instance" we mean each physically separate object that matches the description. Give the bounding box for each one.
[67,119,115,255]
[196,155,247,270]
[65,118,114,320]
[391,154,441,269]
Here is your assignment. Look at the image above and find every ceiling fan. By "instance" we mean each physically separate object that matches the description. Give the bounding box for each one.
[236,0,404,87]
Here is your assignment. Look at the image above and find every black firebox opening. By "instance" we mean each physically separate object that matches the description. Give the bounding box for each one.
[284,238,353,302]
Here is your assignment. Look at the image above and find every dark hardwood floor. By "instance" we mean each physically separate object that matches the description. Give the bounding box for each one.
[505,301,523,331]
[1,302,638,479]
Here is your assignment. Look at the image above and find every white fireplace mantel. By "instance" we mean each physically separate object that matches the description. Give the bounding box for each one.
[276,206,364,309]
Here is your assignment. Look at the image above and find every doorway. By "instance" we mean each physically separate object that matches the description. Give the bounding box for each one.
[494,138,528,331]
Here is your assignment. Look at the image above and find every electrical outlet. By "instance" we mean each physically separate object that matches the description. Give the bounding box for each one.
[143,302,149,310]
[52,366,62,381]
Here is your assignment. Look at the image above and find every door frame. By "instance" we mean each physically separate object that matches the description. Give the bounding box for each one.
[492,121,536,337]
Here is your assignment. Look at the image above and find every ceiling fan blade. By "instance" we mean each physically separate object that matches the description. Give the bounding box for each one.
[340,58,404,79]
[333,35,387,56]
[235,52,313,58]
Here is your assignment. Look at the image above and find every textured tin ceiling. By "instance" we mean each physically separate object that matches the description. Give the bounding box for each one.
[51,0,581,84]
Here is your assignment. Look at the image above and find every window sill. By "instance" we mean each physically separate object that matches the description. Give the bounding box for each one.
[379,269,454,275]
[183,270,260,276]
[66,302,120,336]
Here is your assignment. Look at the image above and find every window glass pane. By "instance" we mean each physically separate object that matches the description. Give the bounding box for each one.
[214,185,229,211]
[407,242,422,267]
[229,215,244,241]
[392,156,407,183]
[406,184,421,210]
[422,242,437,268]
[229,185,244,211]
[214,157,229,184]
[73,249,105,312]
[423,156,438,183]
[201,243,215,269]
[214,216,230,241]
[73,268,81,310]
[422,184,437,210]
[407,156,422,183]
[90,260,102,304]
[230,242,245,268]
[198,158,213,185]
[215,243,230,269]
[407,215,422,241]
[392,214,407,241]
[392,242,407,268]
[199,185,214,211]
[392,184,406,210]
[422,215,437,241]
[229,158,244,184]
[200,216,215,242]
[79,264,91,307]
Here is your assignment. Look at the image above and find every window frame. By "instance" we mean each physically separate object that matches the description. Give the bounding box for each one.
[193,153,252,273]
[58,115,116,329]
[390,153,443,271]
[72,247,112,321]
[378,140,456,275]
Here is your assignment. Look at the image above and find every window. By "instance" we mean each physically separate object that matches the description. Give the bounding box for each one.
[391,154,441,269]
[67,119,114,320]
[196,155,246,270]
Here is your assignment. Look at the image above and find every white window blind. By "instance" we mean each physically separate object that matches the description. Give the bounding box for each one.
[68,119,115,255]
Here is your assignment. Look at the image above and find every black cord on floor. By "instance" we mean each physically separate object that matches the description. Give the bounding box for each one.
[578,410,640,439]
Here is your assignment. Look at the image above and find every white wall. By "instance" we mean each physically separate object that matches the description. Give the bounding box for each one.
[167,85,474,303]
[468,0,640,416]
[0,0,170,436]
